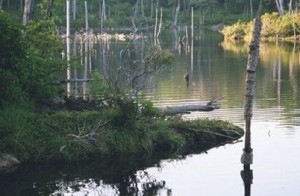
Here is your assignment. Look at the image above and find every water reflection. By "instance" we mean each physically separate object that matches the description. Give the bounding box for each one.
[0,154,172,196]
[241,167,253,196]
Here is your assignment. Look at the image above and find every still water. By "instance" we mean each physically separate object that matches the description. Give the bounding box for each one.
[1,30,300,195]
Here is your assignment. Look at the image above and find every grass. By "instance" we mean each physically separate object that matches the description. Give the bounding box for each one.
[0,103,244,163]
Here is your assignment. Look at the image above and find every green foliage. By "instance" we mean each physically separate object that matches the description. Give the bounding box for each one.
[205,11,248,25]
[109,95,138,130]
[0,12,66,106]
[0,105,33,154]
[90,71,110,100]
[139,99,159,117]
[21,19,66,102]
[169,118,244,151]
[0,11,26,107]
[222,21,252,40]
[0,101,244,162]
[261,12,279,37]
[0,11,24,69]
[223,12,300,42]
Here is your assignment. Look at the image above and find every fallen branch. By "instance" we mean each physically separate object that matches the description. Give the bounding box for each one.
[60,119,111,152]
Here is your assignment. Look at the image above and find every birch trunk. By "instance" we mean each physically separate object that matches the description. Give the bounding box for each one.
[154,6,158,45]
[241,1,262,169]
[66,0,71,97]
[141,0,144,18]
[23,0,32,25]
[199,6,204,26]
[289,0,293,14]
[73,0,77,20]
[275,0,284,16]
[133,0,140,19]
[157,8,162,41]
[250,0,253,18]
[173,0,180,28]
[100,0,106,29]
[85,1,89,32]
[150,0,153,18]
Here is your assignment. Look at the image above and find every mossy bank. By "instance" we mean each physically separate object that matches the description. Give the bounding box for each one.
[0,103,244,165]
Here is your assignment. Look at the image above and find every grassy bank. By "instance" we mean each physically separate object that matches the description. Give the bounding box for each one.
[0,103,244,163]
[222,12,300,43]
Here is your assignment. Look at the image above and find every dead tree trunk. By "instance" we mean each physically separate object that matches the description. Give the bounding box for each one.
[240,4,262,196]
[241,1,262,169]
[66,0,71,97]
[23,0,32,25]
[173,0,180,28]
[275,0,284,16]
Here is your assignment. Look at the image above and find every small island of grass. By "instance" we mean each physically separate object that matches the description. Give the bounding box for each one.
[0,100,244,171]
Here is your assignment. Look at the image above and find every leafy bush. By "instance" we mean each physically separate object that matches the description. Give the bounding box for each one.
[222,21,251,40]
[261,12,279,37]
[0,11,26,107]
[223,12,300,41]
[21,20,66,102]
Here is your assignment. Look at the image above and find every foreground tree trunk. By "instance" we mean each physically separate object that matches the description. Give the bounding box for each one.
[241,1,262,168]
[240,4,262,195]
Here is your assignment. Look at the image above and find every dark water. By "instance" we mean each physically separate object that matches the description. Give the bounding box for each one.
[1,30,300,195]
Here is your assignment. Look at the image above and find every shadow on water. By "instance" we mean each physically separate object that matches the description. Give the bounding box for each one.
[0,153,177,196]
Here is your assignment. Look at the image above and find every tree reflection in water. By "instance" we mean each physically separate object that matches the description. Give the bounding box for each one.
[50,168,171,195]
[51,170,171,195]
[0,153,172,195]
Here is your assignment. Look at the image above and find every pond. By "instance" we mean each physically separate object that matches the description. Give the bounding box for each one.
[1,29,300,196]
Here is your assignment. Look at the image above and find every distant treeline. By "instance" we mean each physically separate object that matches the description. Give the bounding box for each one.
[0,0,287,29]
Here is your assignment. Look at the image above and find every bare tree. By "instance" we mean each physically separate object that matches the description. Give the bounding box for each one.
[66,0,71,96]
[275,0,284,16]
[141,0,145,18]
[173,0,180,28]
[250,0,253,18]
[73,0,77,20]
[23,0,32,25]
[289,0,293,13]
[100,0,107,29]
[133,0,140,19]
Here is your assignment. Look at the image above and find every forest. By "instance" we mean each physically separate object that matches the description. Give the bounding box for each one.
[0,0,296,168]
[0,0,285,28]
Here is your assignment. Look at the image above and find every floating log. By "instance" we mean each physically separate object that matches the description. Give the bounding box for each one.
[159,96,224,115]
